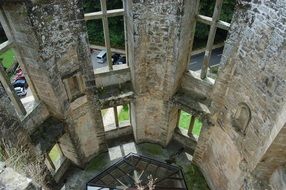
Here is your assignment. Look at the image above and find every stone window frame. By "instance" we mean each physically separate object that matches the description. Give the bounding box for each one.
[101,103,131,132]
[232,102,251,135]
[176,109,203,139]
[84,0,128,71]
[188,0,233,79]
[0,10,40,117]
[45,143,66,175]
[62,73,85,102]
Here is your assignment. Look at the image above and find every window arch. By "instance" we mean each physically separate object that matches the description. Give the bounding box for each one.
[232,102,251,134]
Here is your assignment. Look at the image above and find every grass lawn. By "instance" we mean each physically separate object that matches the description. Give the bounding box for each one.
[48,144,62,170]
[0,49,15,69]
[178,111,203,137]
[119,104,129,122]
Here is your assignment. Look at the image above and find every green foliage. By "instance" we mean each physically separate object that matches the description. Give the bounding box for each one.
[0,49,15,69]
[119,104,129,123]
[193,0,236,49]
[83,0,235,49]
[84,0,125,49]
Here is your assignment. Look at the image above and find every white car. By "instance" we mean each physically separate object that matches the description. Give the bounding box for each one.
[14,87,27,97]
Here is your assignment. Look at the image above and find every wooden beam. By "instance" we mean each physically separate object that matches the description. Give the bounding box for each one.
[84,9,124,21]
[200,0,223,79]
[0,64,26,115]
[196,15,230,31]
[100,0,113,71]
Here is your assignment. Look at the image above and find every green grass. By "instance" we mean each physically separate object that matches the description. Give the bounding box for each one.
[178,111,203,137]
[184,164,210,190]
[86,154,108,172]
[139,143,163,156]
[119,104,129,122]
[48,145,62,169]
[0,49,15,69]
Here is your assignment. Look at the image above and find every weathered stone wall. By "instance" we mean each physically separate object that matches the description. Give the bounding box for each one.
[0,84,58,189]
[270,166,286,190]
[194,0,286,189]
[0,0,106,166]
[253,124,286,180]
[127,0,197,145]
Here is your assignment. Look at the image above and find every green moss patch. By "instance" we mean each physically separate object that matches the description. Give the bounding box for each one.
[139,143,163,156]
[183,164,210,190]
[86,154,108,172]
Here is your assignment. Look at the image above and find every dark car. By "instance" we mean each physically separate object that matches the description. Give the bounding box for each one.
[13,79,28,89]
[117,56,126,65]
[112,53,121,65]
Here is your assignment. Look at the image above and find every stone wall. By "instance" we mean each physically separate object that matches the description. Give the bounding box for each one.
[0,0,106,166]
[0,84,57,189]
[194,0,286,189]
[270,166,286,190]
[127,0,197,145]
[253,124,286,181]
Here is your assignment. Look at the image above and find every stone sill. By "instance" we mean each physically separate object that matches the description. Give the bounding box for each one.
[94,64,129,76]
[186,70,215,86]
[104,121,131,132]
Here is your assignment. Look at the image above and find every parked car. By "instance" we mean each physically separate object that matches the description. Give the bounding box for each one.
[97,50,107,63]
[14,86,27,97]
[13,79,28,89]
[112,53,121,65]
[117,56,126,65]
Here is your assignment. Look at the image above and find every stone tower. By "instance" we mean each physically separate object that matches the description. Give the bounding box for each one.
[0,0,285,189]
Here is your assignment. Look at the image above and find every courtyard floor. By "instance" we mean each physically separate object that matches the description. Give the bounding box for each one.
[63,141,209,190]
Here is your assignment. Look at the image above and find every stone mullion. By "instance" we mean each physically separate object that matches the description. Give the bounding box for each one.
[122,0,129,66]
[0,64,26,115]
[114,106,119,128]
[187,0,201,64]
[100,0,113,71]
[200,0,223,79]
[45,153,56,171]
[188,115,196,137]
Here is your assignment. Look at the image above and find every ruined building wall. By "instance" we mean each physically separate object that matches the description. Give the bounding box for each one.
[0,84,57,190]
[253,124,286,181]
[269,166,286,190]
[194,0,286,189]
[0,0,106,166]
[126,0,197,145]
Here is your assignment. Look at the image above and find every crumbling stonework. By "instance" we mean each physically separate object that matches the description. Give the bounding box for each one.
[0,0,285,189]
[0,0,106,167]
[194,0,286,189]
[127,0,197,145]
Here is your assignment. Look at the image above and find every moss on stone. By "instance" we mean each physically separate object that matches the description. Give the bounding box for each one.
[139,143,163,156]
[183,164,210,190]
[86,154,108,172]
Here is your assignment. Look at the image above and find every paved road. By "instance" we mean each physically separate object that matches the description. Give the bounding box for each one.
[188,47,223,71]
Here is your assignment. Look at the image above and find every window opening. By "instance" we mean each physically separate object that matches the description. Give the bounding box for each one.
[0,13,38,116]
[177,110,203,138]
[47,143,65,173]
[102,104,131,132]
[84,0,128,72]
[188,0,236,79]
